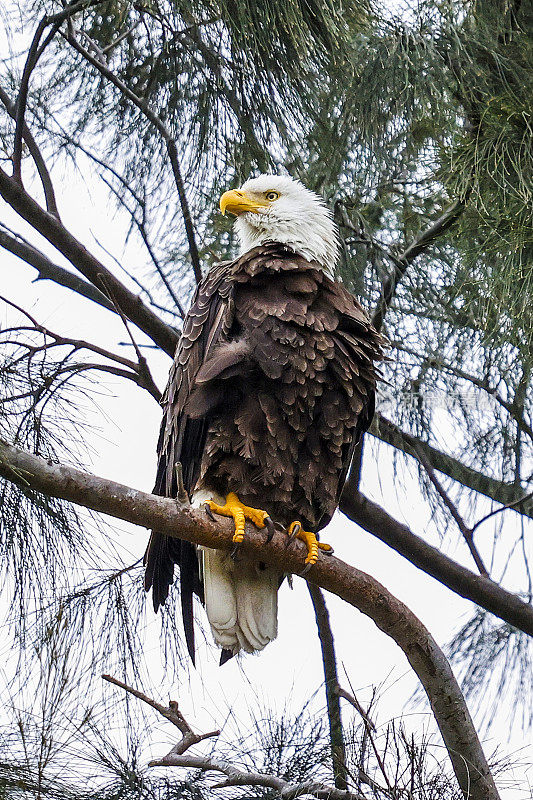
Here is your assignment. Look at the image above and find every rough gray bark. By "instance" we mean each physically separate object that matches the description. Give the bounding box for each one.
[0,439,500,800]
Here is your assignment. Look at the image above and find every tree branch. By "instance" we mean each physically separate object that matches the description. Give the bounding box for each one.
[339,488,533,637]
[370,413,533,521]
[102,674,220,754]
[0,440,500,800]
[413,441,490,576]
[0,165,178,356]
[307,584,347,790]
[96,170,186,315]
[371,200,465,331]
[0,225,116,312]
[12,0,101,183]
[0,87,59,217]
[64,25,202,285]
[151,754,365,799]
[103,675,360,799]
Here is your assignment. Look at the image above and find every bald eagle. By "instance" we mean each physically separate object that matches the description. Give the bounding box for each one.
[144,175,385,663]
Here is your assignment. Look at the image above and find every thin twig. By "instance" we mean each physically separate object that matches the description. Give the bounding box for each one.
[64,25,202,286]
[413,442,489,576]
[94,275,162,400]
[336,687,375,731]
[336,687,393,795]
[97,171,187,315]
[371,200,464,332]
[12,0,101,182]
[166,141,202,284]
[471,490,533,535]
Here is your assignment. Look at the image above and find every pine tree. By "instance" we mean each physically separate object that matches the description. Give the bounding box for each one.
[0,0,531,796]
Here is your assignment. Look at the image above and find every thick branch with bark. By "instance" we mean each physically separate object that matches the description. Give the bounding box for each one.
[0,440,500,800]
[340,488,533,637]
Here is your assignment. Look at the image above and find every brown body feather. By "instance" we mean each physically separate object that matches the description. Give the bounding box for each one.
[144,242,386,661]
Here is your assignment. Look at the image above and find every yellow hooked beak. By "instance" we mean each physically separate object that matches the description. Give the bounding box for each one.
[219,189,269,216]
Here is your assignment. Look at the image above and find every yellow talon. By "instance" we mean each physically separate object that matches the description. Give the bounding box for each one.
[287,521,333,566]
[208,492,270,544]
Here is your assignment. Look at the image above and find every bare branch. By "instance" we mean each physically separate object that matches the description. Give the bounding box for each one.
[0,165,178,356]
[0,224,116,312]
[335,687,375,731]
[336,687,392,795]
[0,295,162,402]
[0,87,59,216]
[166,141,202,284]
[97,170,186,315]
[471,490,533,535]
[0,440,501,800]
[12,0,102,182]
[340,488,533,637]
[414,441,490,576]
[307,584,347,790]
[94,274,163,401]
[370,413,533,521]
[102,674,220,754]
[149,752,366,800]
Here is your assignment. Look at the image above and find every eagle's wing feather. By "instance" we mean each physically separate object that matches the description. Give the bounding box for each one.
[315,281,385,531]
[144,262,234,662]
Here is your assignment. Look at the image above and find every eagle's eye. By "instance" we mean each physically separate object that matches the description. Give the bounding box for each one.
[265,191,280,201]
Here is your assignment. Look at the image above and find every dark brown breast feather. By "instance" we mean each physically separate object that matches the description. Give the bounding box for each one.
[144,242,386,662]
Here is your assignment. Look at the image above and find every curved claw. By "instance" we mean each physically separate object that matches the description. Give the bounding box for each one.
[287,521,332,569]
[204,503,215,521]
[286,521,301,544]
[264,516,275,542]
[299,562,313,577]
[230,543,240,560]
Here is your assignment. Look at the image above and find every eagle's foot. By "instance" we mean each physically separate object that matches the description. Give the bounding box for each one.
[287,521,333,571]
[207,492,273,546]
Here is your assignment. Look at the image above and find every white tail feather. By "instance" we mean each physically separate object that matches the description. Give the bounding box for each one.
[199,547,278,654]
[192,490,280,656]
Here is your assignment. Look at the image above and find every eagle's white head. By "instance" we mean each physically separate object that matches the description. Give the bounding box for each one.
[220,174,339,275]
